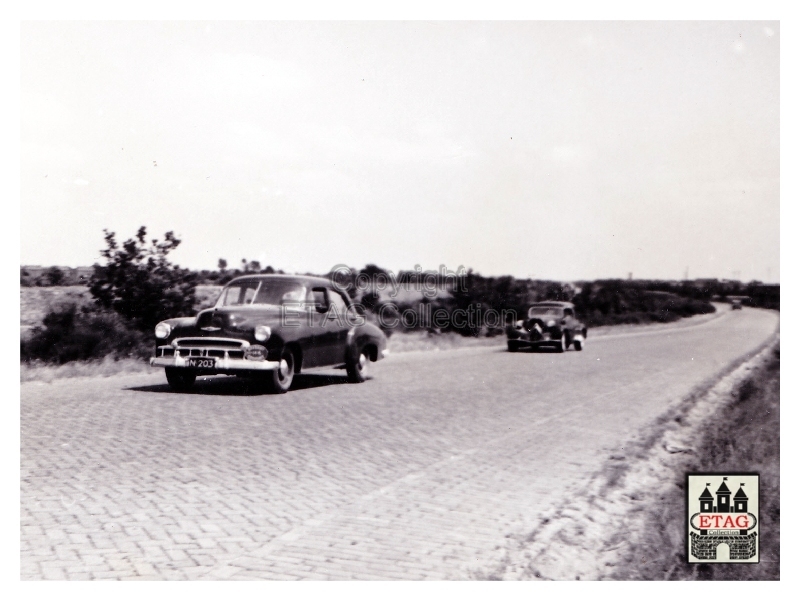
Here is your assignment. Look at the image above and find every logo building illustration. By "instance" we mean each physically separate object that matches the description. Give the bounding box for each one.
[687,474,759,563]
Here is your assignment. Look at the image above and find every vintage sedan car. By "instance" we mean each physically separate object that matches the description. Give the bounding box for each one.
[506,301,587,352]
[731,299,743,310]
[150,274,388,393]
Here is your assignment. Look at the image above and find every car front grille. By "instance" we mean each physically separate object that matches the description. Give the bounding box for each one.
[174,338,247,349]
[156,346,246,360]
[156,337,250,360]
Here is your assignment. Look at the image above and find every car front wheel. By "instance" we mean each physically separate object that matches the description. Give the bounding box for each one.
[557,332,569,353]
[265,347,295,393]
[347,348,370,383]
[165,367,197,392]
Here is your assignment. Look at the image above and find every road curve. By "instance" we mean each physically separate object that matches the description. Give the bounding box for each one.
[21,307,778,580]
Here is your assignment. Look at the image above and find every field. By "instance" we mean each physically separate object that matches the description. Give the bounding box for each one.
[20,286,92,332]
[20,285,222,338]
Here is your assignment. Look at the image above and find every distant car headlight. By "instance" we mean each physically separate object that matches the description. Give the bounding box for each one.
[254,325,271,342]
[546,320,556,328]
[155,322,171,339]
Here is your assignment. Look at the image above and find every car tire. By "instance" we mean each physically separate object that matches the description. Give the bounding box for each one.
[507,341,519,352]
[346,348,370,383]
[573,338,584,351]
[265,347,295,393]
[165,368,197,392]
[557,333,568,353]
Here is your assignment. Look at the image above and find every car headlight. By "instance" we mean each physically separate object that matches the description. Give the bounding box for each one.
[546,319,556,328]
[254,325,271,342]
[155,322,171,339]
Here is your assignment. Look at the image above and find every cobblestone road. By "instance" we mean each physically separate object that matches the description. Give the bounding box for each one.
[20,308,778,579]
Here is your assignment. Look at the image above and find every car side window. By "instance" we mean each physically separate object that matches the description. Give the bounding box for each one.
[329,289,349,315]
[309,287,328,312]
[303,288,316,311]
[242,287,257,304]
[564,308,574,317]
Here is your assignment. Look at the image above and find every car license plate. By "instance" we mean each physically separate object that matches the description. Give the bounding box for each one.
[186,358,215,369]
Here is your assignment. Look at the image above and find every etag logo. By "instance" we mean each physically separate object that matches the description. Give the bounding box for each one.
[687,474,759,563]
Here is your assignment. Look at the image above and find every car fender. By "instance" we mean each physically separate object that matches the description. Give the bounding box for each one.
[162,316,196,328]
[346,323,387,362]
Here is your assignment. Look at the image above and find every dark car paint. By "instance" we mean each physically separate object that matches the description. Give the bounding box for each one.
[157,275,387,373]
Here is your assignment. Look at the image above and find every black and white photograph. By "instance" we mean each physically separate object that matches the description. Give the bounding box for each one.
[18,13,785,586]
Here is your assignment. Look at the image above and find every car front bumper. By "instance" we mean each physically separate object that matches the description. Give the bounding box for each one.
[509,332,583,346]
[511,339,562,347]
[150,355,281,371]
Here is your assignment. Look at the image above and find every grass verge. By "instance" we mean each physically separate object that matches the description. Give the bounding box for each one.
[613,344,780,580]
[20,356,151,383]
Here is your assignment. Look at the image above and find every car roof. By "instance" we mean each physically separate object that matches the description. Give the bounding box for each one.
[226,274,334,287]
[530,301,575,309]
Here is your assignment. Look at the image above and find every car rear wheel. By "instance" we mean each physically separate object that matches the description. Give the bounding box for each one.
[507,340,520,352]
[346,348,371,383]
[165,368,197,392]
[265,347,295,393]
[573,331,585,351]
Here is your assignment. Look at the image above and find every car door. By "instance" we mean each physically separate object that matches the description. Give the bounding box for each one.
[296,287,330,369]
[314,288,350,366]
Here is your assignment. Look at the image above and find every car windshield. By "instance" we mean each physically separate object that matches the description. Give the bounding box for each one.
[528,306,564,318]
[217,280,308,307]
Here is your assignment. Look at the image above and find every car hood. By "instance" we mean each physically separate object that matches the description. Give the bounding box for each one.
[198,305,289,328]
[167,306,290,339]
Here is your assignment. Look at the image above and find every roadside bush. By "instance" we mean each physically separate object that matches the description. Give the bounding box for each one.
[572,284,715,327]
[89,226,197,332]
[20,304,151,364]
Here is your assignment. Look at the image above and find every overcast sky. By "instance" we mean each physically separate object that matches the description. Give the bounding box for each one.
[20,21,779,282]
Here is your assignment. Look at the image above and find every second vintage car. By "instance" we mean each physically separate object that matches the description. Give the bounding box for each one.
[150,274,388,393]
[506,301,588,353]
